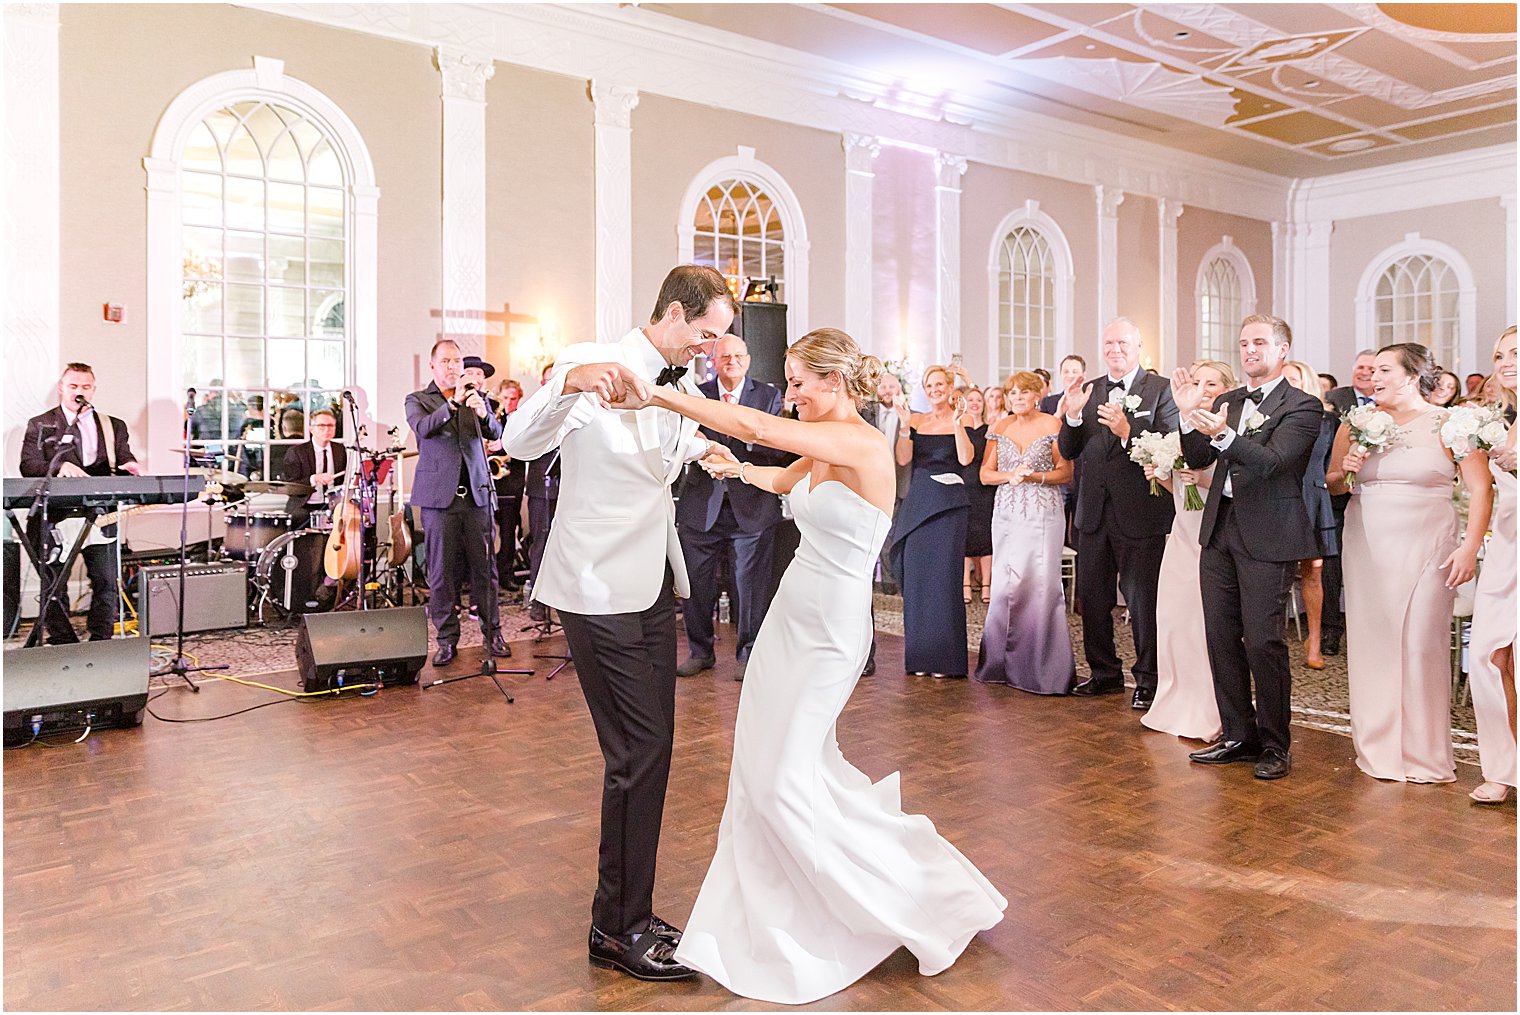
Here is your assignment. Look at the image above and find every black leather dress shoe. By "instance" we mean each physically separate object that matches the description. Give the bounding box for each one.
[734,659,746,682]
[647,915,683,945]
[1189,739,1262,764]
[1131,687,1154,710]
[1072,677,1124,697]
[1254,748,1292,780]
[432,643,456,667]
[490,634,513,657]
[588,926,697,981]
[1322,632,1342,656]
[861,657,876,677]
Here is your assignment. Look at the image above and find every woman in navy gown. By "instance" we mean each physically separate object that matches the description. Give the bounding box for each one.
[887,365,976,677]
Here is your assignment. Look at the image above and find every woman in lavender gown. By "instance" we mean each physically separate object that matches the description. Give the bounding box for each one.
[974,370,1076,693]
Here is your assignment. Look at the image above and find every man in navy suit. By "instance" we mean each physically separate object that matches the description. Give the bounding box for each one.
[404,339,509,666]
[674,334,787,680]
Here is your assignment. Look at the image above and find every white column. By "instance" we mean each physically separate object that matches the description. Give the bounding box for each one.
[842,132,880,353]
[933,152,967,365]
[1502,194,1517,325]
[4,4,60,471]
[1095,185,1125,326]
[1158,198,1184,372]
[591,82,639,344]
[1284,220,1334,370]
[436,46,494,358]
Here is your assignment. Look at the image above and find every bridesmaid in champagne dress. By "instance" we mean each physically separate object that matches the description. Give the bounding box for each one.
[1328,343,1494,784]
[1142,360,1234,741]
[1468,325,1517,804]
[974,371,1075,693]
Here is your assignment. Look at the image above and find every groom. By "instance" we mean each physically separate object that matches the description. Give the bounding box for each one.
[505,265,735,982]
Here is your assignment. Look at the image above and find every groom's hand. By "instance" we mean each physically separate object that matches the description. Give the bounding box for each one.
[565,363,649,409]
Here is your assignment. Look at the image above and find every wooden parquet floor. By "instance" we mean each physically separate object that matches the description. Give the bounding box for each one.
[4,628,1515,1011]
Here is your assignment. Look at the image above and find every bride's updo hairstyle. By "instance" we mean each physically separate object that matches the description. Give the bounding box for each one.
[788,328,882,405]
[1379,342,1440,398]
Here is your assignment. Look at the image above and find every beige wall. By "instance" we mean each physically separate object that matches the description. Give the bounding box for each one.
[957,162,1098,385]
[629,92,845,346]
[1175,206,1275,365]
[58,3,441,443]
[484,64,595,390]
[1326,198,1509,378]
[1116,195,1161,368]
[872,145,936,369]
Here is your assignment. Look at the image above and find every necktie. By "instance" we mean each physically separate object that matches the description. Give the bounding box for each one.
[722,392,735,404]
[656,365,687,387]
[1357,393,1372,406]
[1245,388,1265,404]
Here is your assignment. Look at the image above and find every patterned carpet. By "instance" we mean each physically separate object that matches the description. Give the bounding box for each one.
[871,591,1481,765]
[101,585,1479,766]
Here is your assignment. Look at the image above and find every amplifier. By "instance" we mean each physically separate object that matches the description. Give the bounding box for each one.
[138,562,247,636]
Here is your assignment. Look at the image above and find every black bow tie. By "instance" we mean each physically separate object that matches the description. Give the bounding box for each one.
[1104,377,1127,393]
[656,365,687,387]
[1244,387,1266,404]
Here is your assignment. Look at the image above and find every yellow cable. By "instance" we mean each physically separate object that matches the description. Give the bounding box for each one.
[212,673,382,698]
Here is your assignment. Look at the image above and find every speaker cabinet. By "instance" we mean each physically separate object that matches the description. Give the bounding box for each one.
[729,301,788,386]
[294,607,428,692]
[138,562,247,636]
[3,637,150,743]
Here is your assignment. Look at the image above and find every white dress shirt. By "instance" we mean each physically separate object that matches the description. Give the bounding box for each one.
[1183,374,1287,498]
[61,405,98,466]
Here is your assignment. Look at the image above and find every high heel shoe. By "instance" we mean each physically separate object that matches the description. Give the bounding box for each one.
[963,583,972,604]
[1470,782,1512,804]
[980,588,990,605]
[1304,637,1324,670]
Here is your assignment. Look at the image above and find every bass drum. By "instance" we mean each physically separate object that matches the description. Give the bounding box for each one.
[255,529,330,614]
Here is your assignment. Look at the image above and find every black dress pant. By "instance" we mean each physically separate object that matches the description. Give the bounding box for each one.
[1199,497,1295,752]
[1320,499,1348,641]
[496,493,523,585]
[32,528,116,643]
[678,501,776,662]
[557,571,678,937]
[421,495,499,646]
[1075,499,1166,692]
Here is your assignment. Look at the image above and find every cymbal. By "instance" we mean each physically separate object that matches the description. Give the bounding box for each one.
[243,480,313,497]
[191,467,250,485]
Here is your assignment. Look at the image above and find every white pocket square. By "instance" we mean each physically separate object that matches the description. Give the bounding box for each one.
[1134,410,1152,418]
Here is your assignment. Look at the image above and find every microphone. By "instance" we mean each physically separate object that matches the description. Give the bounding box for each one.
[73,394,92,411]
[342,389,357,405]
[185,387,197,412]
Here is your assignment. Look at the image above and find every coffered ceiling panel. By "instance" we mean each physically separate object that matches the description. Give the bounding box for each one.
[641,3,1516,176]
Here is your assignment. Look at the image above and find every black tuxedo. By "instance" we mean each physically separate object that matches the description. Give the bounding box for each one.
[1181,381,1323,752]
[20,405,139,643]
[279,439,348,526]
[1057,369,1179,692]
[675,377,786,663]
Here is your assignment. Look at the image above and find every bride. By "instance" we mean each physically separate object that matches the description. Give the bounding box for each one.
[611,327,1006,1005]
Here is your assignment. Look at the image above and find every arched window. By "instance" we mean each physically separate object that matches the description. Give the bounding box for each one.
[179,99,349,479]
[678,150,810,342]
[986,201,1073,381]
[1357,235,1477,374]
[145,59,377,476]
[1194,237,1257,371]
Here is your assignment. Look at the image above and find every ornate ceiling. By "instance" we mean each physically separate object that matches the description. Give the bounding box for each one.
[640,3,1516,176]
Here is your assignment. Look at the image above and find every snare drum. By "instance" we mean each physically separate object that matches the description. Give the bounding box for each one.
[254,529,329,613]
[224,510,295,560]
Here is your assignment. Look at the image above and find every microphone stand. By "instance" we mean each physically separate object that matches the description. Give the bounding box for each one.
[165,388,227,691]
[422,384,529,702]
[23,436,98,648]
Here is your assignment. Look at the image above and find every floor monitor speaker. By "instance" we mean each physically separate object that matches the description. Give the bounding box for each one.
[2,637,150,743]
[294,607,428,692]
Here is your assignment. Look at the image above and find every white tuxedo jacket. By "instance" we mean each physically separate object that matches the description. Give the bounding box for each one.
[504,329,708,615]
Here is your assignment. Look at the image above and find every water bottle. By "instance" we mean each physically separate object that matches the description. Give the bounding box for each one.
[718,591,731,625]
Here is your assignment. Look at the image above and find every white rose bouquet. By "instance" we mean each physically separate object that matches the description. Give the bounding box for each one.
[1439,404,1513,474]
[1341,403,1398,488]
[1128,430,1195,503]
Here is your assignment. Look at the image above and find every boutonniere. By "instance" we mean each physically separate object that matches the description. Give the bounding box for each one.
[1242,410,1269,434]
[1121,394,1142,414]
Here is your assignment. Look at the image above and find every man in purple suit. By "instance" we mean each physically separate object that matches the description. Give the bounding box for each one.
[674,334,788,680]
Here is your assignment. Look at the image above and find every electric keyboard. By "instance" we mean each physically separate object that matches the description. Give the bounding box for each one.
[3,476,207,511]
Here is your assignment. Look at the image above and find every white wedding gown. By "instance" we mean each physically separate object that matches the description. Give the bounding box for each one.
[674,475,1008,1005]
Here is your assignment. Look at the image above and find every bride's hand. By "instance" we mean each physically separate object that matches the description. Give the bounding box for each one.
[699,444,743,479]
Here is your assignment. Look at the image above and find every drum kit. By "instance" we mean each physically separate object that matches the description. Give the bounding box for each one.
[189,435,420,623]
